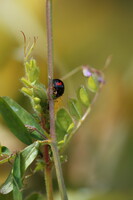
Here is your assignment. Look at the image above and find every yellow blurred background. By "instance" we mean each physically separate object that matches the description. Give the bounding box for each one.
[0,0,133,199]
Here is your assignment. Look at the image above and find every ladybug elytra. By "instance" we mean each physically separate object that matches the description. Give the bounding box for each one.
[53,79,65,99]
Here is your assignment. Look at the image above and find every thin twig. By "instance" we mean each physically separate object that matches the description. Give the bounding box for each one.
[61,66,82,81]
[46,0,56,142]
[46,0,68,199]
[46,1,55,198]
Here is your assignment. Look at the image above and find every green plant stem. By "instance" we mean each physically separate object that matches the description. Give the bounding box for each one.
[61,66,82,81]
[44,145,53,200]
[45,167,53,200]
[46,0,68,199]
[45,1,54,199]
[46,0,55,142]
[51,143,68,200]
[41,115,53,200]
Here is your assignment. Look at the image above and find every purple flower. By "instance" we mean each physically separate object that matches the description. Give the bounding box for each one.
[82,66,92,77]
[98,76,105,84]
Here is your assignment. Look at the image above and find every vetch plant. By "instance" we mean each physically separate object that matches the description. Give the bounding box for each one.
[0,1,106,200]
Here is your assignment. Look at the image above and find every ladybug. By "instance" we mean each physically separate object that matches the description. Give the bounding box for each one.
[53,79,65,99]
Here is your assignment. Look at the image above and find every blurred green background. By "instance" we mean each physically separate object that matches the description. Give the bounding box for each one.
[0,0,133,199]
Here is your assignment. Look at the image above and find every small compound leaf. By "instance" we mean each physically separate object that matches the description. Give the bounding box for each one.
[55,108,74,142]
[0,97,47,144]
[25,192,45,200]
[87,75,98,92]
[55,121,67,142]
[21,141,39,175]
[68,98,83,120]
[0,173,13,194]
[78,87,90,107]
[56,108,73,131]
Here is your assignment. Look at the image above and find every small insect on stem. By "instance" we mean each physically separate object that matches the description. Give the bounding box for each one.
[53,79,65,99]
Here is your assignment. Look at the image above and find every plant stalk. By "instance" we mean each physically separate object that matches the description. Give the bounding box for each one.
[46,0,68,199]
[44,145,53,200]
[46,0,55,143]
[45,168,53,200]
[51,143,68,200]
[41,115,53,200]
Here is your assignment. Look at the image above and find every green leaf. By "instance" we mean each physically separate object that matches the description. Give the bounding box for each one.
[0,96,47,144]
[0,154,15,164]
[55,121,67,142]
[0,142,40,196]
[0,146,11,156]
[21,141,39,175]
[25,192,45,200]
[0,173,13,194]
[78,87,90,107]
[56,108,74,131]
[0,146,13,165]
[13,154,23,200]
[87,75,98,92]
[56,108,73,131]
[55,108,74,141]
[68,98,83,120]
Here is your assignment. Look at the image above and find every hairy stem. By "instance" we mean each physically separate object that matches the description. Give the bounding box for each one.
[46,0,68,199]
[41,115,53,200]
[44,145,53,200]
[46,0,55,142]
[51,143,68,200]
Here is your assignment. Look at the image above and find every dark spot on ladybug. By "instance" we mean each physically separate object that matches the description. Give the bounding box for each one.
[53,79,65,99]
